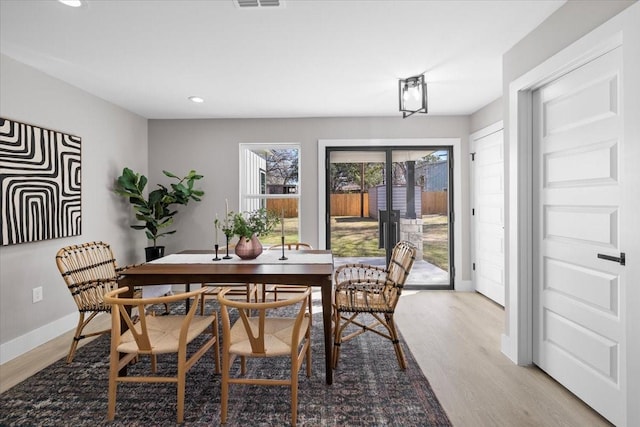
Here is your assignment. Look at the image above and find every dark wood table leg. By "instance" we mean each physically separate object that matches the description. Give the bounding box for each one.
[320,277,333,385]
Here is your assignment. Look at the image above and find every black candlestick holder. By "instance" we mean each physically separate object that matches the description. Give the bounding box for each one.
[212,244,221,261]
[223,235,232,259]
[279,236,288,260]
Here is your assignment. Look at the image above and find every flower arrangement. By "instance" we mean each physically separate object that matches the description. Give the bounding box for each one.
[215,208,280,242]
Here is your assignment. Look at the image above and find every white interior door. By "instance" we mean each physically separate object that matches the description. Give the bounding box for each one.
[532,47,625,425]
[471,126,505,305]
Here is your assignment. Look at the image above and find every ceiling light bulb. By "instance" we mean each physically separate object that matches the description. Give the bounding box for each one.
[188,96,204,103]
[411,85,421,101]
[58,0,84,7]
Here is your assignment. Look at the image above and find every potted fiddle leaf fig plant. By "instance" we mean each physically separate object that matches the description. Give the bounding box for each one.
[114,167,204,261]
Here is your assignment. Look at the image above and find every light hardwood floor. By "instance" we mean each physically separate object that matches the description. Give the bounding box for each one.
[1,291,613,426]
[0,313,111,393]
[395,291,613,427]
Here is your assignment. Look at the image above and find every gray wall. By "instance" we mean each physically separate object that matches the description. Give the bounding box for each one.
[0,54,148,362]
[148,116,471,280]
[470,97,502,133]
[504,0,635,85]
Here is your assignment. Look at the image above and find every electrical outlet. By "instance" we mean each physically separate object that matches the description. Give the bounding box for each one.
[32,286,43,303]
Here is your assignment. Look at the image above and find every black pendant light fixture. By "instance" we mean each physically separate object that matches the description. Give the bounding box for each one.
[399,74,427,118]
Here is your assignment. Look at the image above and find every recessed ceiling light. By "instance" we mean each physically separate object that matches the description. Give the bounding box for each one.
[188,96,205,103]
[58,0,84,7]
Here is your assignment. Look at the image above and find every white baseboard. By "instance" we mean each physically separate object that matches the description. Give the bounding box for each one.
[455,279,473,292]
[501,333,517,364]
[1,286,179,365]
[0,312,77,365]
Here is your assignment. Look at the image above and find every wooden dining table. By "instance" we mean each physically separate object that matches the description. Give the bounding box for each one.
[117,249,336,385]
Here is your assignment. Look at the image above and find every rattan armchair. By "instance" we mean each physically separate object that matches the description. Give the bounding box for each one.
[55,241,137,363]
[104,287,219,424]
[333,240,416,370]
[218,286,312,426]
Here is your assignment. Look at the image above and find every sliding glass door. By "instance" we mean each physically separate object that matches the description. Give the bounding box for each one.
[326,146,452,288]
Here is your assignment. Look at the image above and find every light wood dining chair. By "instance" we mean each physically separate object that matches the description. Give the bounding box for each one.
[217,286,312,426]
[198,243,258,314]
[55,241,138,363]
[103,287,219,424]
[198,283,258,314]
[263,242,313,303]
[333,240,416,370]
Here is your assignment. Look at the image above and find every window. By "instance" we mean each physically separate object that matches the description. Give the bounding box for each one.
[239,143,300,244]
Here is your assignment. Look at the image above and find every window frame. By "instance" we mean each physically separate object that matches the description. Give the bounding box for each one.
[238,142,301,238]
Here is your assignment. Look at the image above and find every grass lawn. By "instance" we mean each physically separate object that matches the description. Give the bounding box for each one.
[260,217,299,246]
[422,214,449,271]
[329,214,450,271]
[259,215,449,272]
[330,217,385,257]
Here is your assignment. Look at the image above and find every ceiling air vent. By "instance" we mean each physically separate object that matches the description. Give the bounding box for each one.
[235,0,283,8]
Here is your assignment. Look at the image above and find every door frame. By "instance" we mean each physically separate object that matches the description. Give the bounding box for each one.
[504,4,639,425]
[318,138,465,290]
[324,145,453,282]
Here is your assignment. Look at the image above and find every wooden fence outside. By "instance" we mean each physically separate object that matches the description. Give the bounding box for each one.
[331,193,370,217]
[264,192,447,218]
[421,191,448,215]
[329,191,447,217]
[265,199,298,217]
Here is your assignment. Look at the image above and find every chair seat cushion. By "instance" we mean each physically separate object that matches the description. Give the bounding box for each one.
[229,317,310,356]
[117,315,213,354]
[335,290,394,313]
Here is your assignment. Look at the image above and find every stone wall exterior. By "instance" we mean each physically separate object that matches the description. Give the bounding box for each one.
[399,218,423,260]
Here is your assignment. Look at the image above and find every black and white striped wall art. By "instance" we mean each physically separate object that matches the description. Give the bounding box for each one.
[0,118,81,246]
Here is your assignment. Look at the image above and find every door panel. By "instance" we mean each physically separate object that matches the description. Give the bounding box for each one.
[544,206,618,246]
[544,140,618,186]
[533,47,624,425]
[543,257,618,313]
[472,128,505,305]
[542,309,618,380]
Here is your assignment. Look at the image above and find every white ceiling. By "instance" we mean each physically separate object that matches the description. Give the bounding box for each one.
[0,0,565,119]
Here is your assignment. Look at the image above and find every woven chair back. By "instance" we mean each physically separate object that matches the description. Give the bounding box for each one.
[104,287,207,353]
[56,241,120,312]
[217,287,311,355]
[386,240,417,287]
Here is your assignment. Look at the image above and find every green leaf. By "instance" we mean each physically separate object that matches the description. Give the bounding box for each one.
[115,167,205,244]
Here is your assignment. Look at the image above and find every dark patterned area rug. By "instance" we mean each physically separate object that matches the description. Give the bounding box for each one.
[0,299,451,426]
